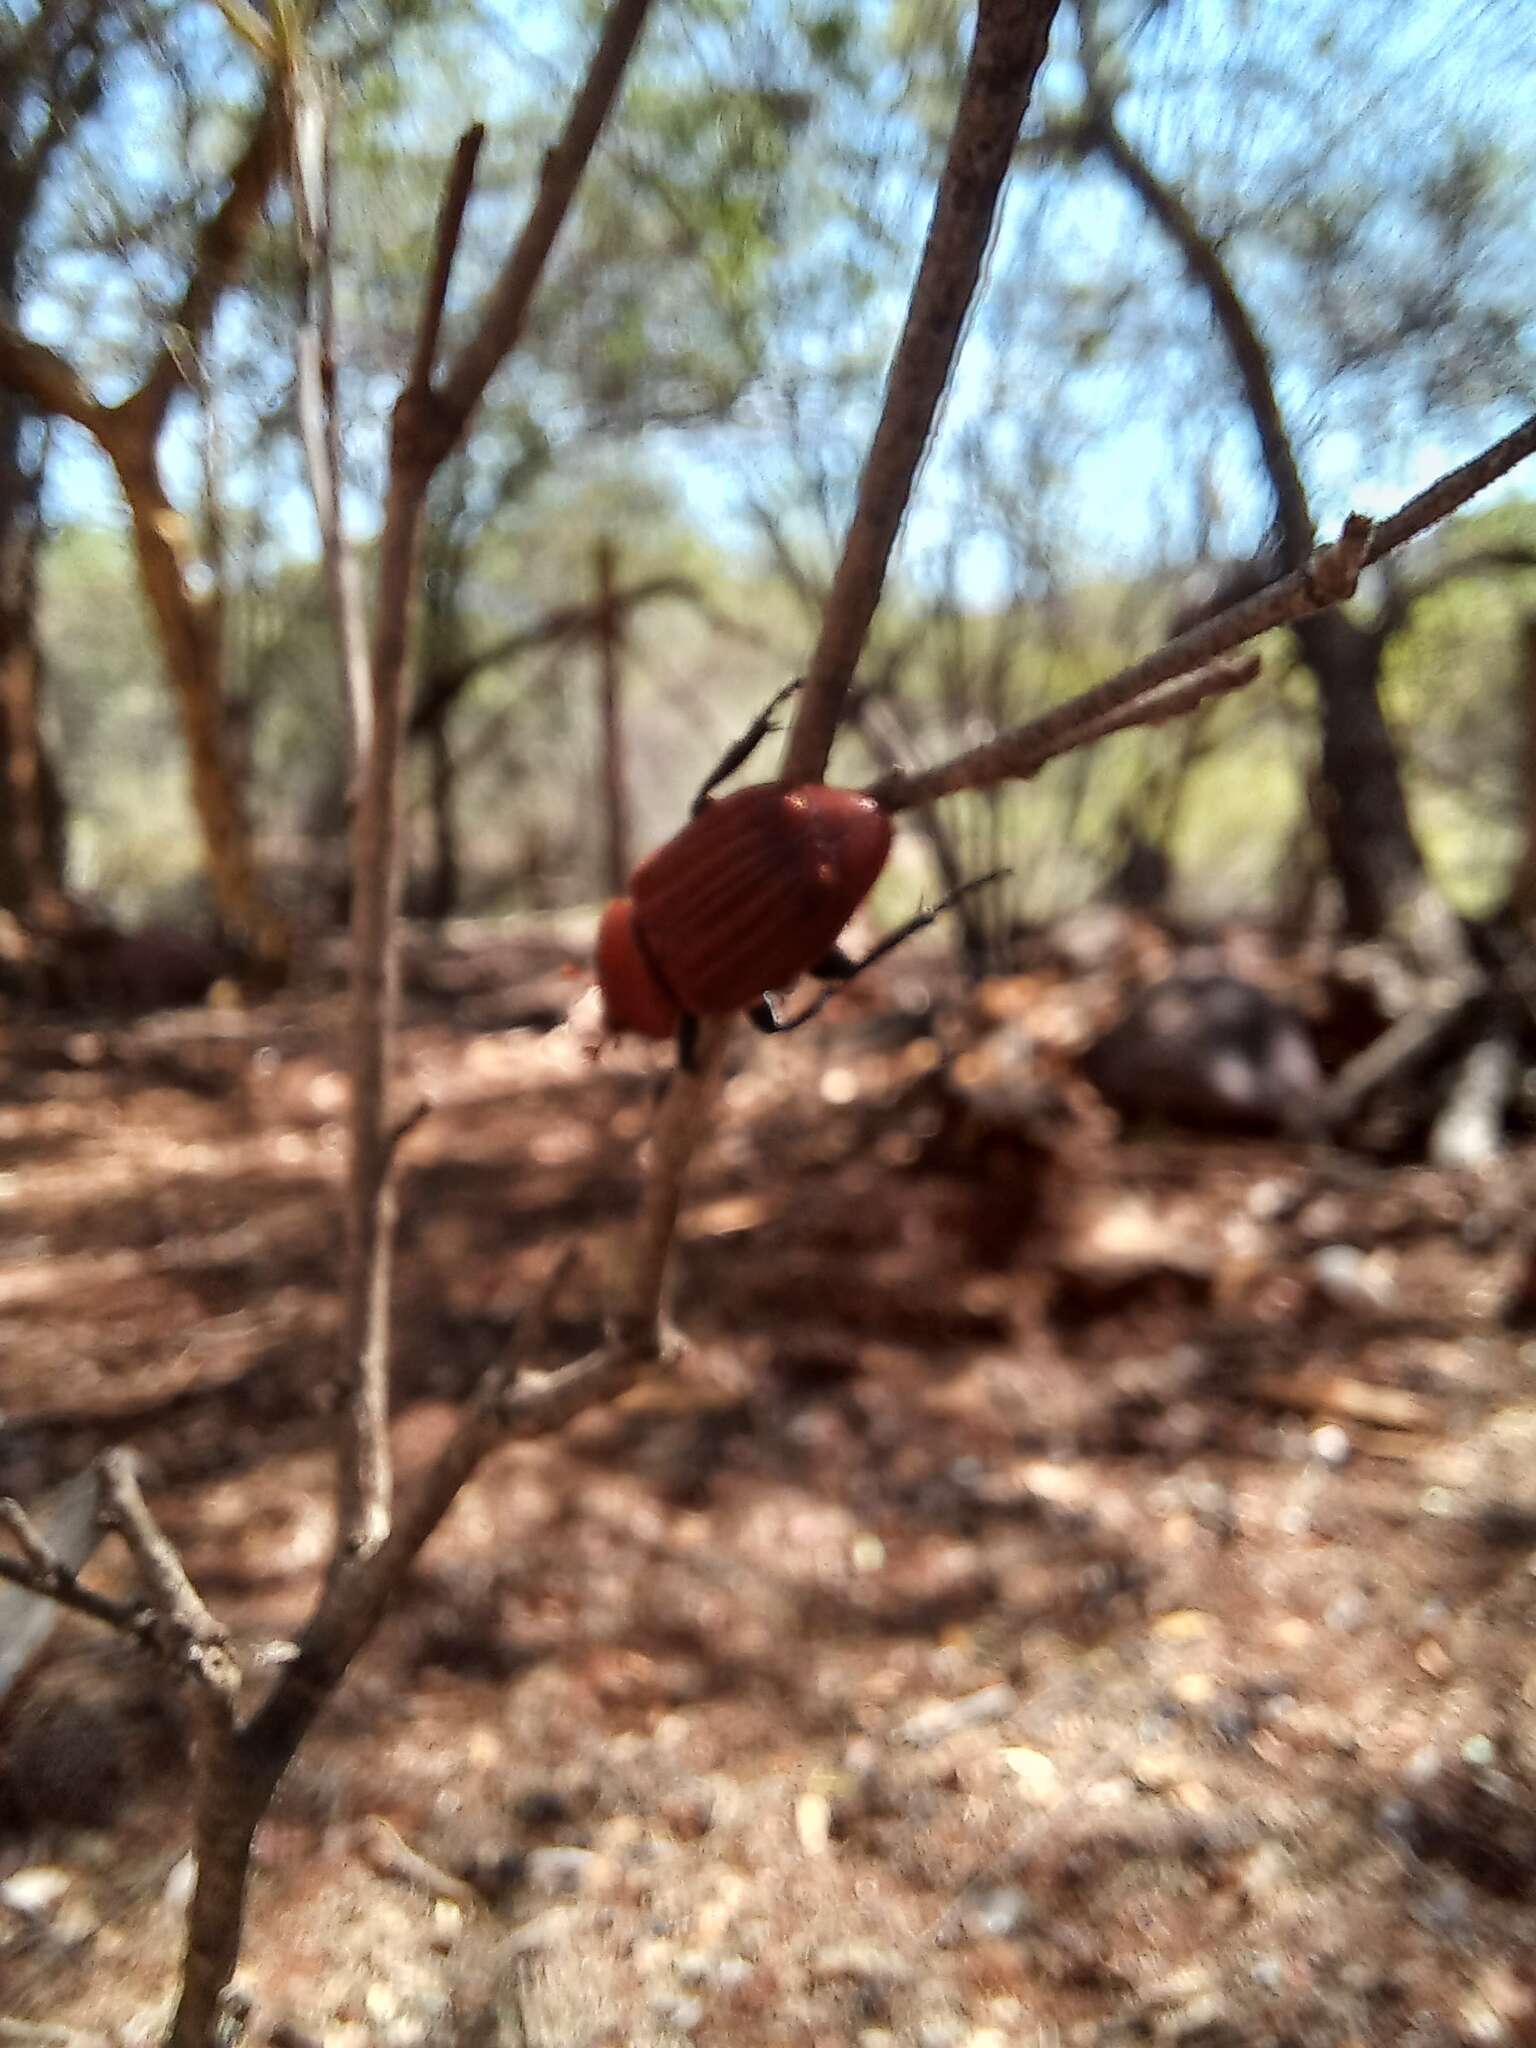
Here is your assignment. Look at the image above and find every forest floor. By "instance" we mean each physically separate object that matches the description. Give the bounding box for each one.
[3,916,1536,2047]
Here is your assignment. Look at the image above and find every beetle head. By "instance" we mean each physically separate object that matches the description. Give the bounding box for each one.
[596,897,679,1039]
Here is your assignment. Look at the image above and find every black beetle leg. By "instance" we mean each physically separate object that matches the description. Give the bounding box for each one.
[691,678,804,815]
[676,1012,701,1073]
[756,870,1011,1033]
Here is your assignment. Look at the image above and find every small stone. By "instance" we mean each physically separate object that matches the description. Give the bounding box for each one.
[962,1883,1032,1940]
[523,1846,603,1895]
[811,1942,913,1989]
[916,2023,963,2048]
[1310,1244,1396,1314]
[1310,1424,1351,1467]
[1461,2001,1507,2043]
[1240,1842,1292,1898]
[1416,1639,1453,1679]
[650,1993,704,2033]
[1165,1998,1242,2045]
[1325,1588,1369,1633]
[1132,1751,1183,1792]
[1000,1746,1058,1801]
[162,1853,196,1911]
[505,1904,577,1954]
[1153,1609,1212,1641]
[364,1984,399,2022]
[0,1865,72,1915]
[1461,1734,1498,1769]
[895,1683,1018,1748]
[795,1791,833,1855]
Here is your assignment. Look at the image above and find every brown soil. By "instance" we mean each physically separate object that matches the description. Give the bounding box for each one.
[3,923,1536,2047]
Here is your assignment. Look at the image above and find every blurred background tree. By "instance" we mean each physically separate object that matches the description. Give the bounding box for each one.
[2,0,1532,964]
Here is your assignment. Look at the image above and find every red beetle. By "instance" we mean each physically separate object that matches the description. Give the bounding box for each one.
[596,681,998,1067]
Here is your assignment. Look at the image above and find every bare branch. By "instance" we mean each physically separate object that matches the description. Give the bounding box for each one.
[1079,100,1315,566]
[1036,651,1261,757]
[99,1451,238,1694]
[781,0,1063,785]
[435,0,655,432]
[332,2,658,1587]
[0,321,105,431]
[0,1496,146,1644]
[866,408,1536,817]
[131,85,288,434]
[1365,412,1536,563]
[406,125,486,404]
[408,575,698,737]
[288,57,374,776]
[872,521,1363,808]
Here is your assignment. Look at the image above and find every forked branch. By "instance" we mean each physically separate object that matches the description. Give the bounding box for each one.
[782,0,1064,785]
[870,411,1536,812]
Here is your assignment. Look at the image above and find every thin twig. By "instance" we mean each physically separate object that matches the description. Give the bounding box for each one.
[332,5,657,1589]
[407,124,486,405]
[0,1495,64,1575]
[870,412,1536,812]
[435,0,655,428]
[99,1451,237,1692]
[781,0,1063,785]
[331,130,484,1578]
[288,51,375,776]
[1365,411,1536,563]
[902,650,1262,802]
[0,1505,146,1643]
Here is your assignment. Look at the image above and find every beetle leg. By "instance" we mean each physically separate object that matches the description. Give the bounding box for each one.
[754,870,1010,1033]
[691,678,803,814]
[676,1011,701,1072]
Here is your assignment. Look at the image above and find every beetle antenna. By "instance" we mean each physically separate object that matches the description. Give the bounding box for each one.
[691,678,804,814]
[749,868,1009,1035]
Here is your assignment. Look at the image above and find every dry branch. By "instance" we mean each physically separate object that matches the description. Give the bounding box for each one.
[782,0,1063,785]
[287,56,374,777]
[871,413,1536,811]
[333,0,655,1581]
[0,1497,144,1644]
[0,324,103,431]
[98,1450,237,1693]
[156,12,665,2041]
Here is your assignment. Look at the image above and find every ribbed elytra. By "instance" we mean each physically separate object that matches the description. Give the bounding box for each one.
[602,782,892,1038]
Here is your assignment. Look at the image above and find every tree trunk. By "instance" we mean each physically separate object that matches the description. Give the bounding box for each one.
[166,1714,275,2048]
[1295,608,1466,969]
[595,535,629,896]
[0,395,65,922]
[423,718,459,920]
[107,414,285,963]
[1512,617,1536,929]
[1080,101,1451,960]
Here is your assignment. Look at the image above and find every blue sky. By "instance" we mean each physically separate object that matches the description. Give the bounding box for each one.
[21,0,1536,608]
